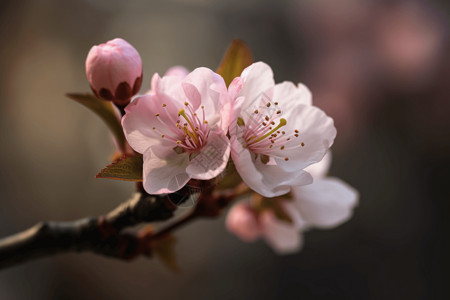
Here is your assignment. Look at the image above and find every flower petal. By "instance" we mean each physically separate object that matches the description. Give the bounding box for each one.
[154,73,186,107]
[218,77,244,132]
[226,202,262,242]
[122,94,178,153]
[304,151,332,180]
[273,104,337,172]
[260,210,303,255]
[273,81,311,113]
[183,67,227,119]
[238,62,275,112]
[231,135,312,197]
[142,145,190,194]
[186,132,230,180]
[292,178,359,229]
[164,65,189,78]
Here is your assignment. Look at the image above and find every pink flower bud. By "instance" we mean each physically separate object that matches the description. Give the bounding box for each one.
[86,38,143,106]
[226,202,262,242]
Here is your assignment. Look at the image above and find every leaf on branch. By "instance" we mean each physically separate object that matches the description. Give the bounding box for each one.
[216,39,253,87]
[153,234,180,273]
[96,154,143,181]
[66,93,127,152]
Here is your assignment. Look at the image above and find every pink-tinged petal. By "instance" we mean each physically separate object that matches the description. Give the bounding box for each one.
[226,202,262,242]
[121,95,160,153]
[231,136,312,197]
[154,74,186,107]
[260,210,303,255]
[225,97,244,136]
[238,62,275,110]
[215,77,244,132]
[228,76,244,99]
[142,145,190,194]
[273,104,337,172]
[292,178,359,229]
[164,65,189,78]
[148,73,161,95]
[183,67,226,121]
[122,94,182,153]
[186,132,231,180]
[304,151,332,180]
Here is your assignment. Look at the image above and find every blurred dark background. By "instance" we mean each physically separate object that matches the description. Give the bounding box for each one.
[1,0,450,299]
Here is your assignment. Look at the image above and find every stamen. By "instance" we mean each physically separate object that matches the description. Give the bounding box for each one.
[178,109,200,145]
[249,118,287,144]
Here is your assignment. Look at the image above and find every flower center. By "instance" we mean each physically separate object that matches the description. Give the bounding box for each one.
[152,101,209,153]
[239,100,304,162]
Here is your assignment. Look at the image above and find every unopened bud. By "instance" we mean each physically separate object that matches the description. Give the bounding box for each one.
[86,38,142,106]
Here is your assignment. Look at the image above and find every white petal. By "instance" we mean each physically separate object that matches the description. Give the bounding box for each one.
[304,151,332,180]
[273,104,337,172]
[231,135,313,197]
[281,201,308,230]
[292,178,359,229]
[186,132,231,180]
[297,83,313,106]
[273,81,311,113]
[142,145,190,194]
[239,62,275,112]
[260,210,303,255]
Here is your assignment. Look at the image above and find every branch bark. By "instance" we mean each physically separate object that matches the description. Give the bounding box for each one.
[0,180,240,270]
[0,188,188,270]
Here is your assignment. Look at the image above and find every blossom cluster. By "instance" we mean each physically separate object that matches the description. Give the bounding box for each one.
[86,38,358,254]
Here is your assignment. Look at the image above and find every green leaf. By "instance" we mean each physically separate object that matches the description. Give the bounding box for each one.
[216,39,253,87]
[153,234,180,273]
[96,154,143,181]
[66,93,127,152]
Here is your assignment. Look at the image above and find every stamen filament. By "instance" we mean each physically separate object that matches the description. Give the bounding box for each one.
[249,118,287,144]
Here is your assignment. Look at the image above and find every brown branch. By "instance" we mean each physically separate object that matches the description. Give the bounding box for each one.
[0,180,242,270]
[0,187,189,270]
